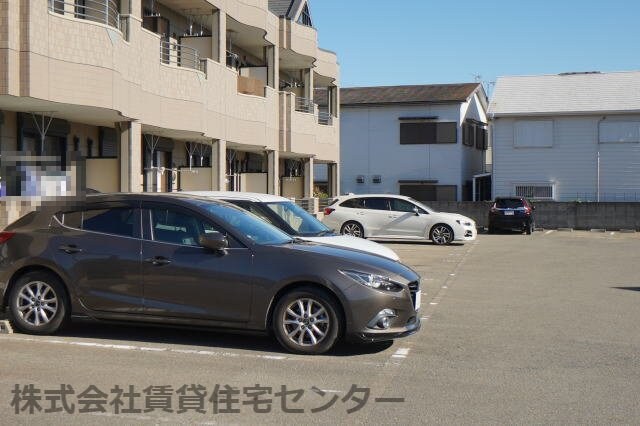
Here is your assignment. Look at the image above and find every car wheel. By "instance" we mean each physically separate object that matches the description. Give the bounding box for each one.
[430,224,454,245]
[8,271,69,335]
[340,221,364,238]
[273,287,341,355]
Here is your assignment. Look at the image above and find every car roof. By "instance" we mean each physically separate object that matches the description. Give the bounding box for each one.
[181,191,291,203]
[84,192,231,207]
[337,194,412,200]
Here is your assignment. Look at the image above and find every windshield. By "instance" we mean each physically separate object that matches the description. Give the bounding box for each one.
[198,202,293,245]
[264,202,332,237]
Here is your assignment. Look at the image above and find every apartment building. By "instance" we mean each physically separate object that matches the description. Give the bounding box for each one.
[339,84,490,202]
[0,0,339,204]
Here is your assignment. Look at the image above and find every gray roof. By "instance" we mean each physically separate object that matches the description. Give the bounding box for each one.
[268,0,295,17]
[488,71,640,116]
[339,83,483,106]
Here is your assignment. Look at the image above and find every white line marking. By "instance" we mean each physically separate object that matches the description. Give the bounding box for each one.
[319,389,342,393]
[449,273,456,276]
[545,230,554,235]
[429,302,438,305]
[391,347,410,358]
[610,232,615,236]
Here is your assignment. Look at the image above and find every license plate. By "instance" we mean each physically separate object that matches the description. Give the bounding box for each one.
[504,210,514,216]
[414,291,421,310]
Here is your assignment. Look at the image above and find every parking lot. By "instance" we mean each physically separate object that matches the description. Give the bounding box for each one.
[1,230,639,424]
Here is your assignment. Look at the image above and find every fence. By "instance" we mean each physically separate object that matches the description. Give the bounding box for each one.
[49,0,120,30]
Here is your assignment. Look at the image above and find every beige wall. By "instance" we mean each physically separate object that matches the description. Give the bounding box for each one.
[241,172,268,193]
[180,168,213,191]
[281,176,304,198]
[86,158,120,192]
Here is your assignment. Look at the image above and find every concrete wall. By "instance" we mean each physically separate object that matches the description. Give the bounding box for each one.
[426,201,640,231]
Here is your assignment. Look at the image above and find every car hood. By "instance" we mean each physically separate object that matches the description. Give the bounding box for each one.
[300,235,400,261]
[262,242,419,283]
[431,212,475,224]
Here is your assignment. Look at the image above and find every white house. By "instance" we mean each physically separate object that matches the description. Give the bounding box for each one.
[489,71,640,202]
[336,84,490,202]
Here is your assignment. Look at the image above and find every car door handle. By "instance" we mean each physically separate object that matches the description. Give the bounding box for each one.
[145,256,172,266]
[58,244,82,254]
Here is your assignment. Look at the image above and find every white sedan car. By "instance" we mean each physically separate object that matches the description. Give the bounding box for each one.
[182,191,400,261]
[322,194,477,245]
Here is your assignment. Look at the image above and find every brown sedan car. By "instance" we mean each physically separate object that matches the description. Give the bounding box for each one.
[0,193,421,354]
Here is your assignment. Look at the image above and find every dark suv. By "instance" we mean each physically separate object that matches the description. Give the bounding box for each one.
[488,197,535,234]
[0,193,421,354]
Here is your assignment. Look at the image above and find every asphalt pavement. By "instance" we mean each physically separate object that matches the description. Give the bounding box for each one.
[1,230,639,424]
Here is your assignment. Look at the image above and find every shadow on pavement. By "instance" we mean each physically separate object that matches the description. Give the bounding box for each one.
[612,287,640,293]
[48,320,394,357]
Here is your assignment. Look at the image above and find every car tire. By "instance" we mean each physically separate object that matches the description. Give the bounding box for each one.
[430,224,454,245]
[340,221,364,238]
[8,271,69,335]
[272,287,341,355]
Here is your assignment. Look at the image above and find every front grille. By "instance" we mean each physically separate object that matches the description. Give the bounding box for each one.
[408,281,419,308]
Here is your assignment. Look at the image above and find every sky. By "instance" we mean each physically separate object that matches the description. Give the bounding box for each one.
[311,0,640,92]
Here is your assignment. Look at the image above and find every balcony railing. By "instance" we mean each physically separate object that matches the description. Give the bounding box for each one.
[227,51,242,70]
[48,0,121,31]
[295,97,314,114]
[318,111,333,126]
[160,40,204,73]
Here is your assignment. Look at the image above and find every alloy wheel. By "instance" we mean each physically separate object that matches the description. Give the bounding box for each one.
[282,298,330,347]
[432,225,453,245]
[16,281,59,327]
[342,223,363,238]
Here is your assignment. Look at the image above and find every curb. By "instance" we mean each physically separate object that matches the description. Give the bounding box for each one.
[557,228,574,232]
[589,229,606,233]
[619,229,637,234]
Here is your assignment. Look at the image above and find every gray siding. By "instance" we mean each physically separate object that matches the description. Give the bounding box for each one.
[492,115,640,201]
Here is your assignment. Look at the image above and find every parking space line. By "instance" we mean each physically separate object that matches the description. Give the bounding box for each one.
[391,347,410,359]
[545,230,554,235]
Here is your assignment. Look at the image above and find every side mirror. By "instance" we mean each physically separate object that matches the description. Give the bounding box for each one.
[199,232,229,252]
[412,207,421,216]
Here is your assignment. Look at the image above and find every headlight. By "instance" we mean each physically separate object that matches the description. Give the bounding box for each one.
[456,219,473,226]
[339,270,404,292]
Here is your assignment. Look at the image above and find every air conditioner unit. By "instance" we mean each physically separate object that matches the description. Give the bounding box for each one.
[356,175,365,184]
[372,175,382,184]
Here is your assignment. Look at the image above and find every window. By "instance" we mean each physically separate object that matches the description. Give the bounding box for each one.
[390,198,424,214]
[363,198,389,211]
[514,120,553,148]
[462,123,475,147]
[475,126,487,150]
[264,202,330,236]
[297,3,313,27]
[151,209,204,247]
[599,121,640,143]
[340,198,365,209]
[514,184,554,200]
[83,208,136,237]
[400,122,457,145]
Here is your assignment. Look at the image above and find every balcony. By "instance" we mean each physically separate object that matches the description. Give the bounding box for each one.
[160,40,205,74]
[318,110,333,126]
[295,96,314,114]
[48,0,121,31]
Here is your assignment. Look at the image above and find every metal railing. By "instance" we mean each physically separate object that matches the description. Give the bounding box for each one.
[318,111,333,126]
[295,97,314,114]
[48,0,121,31]
[160,40,204,73]
[226,51,242,70]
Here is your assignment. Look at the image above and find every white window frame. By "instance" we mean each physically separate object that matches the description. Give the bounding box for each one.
[598,120,640,144]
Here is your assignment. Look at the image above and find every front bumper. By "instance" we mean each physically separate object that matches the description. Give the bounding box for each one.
[342,278,421,343]
[454,224,477,241]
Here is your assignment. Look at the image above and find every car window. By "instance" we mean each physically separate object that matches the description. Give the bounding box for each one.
[236,202,278,226]
[62,211,83,229]
[340,198,365,209]
[82,208,136,238]
[363,198,389,211]
[390,198,424,213]
[496,199,524,209]
[196,202,293,246]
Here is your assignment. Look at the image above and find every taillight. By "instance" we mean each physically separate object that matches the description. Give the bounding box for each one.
[324,207,334,216]
[523,206,531,215]
[0,232,16,244]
